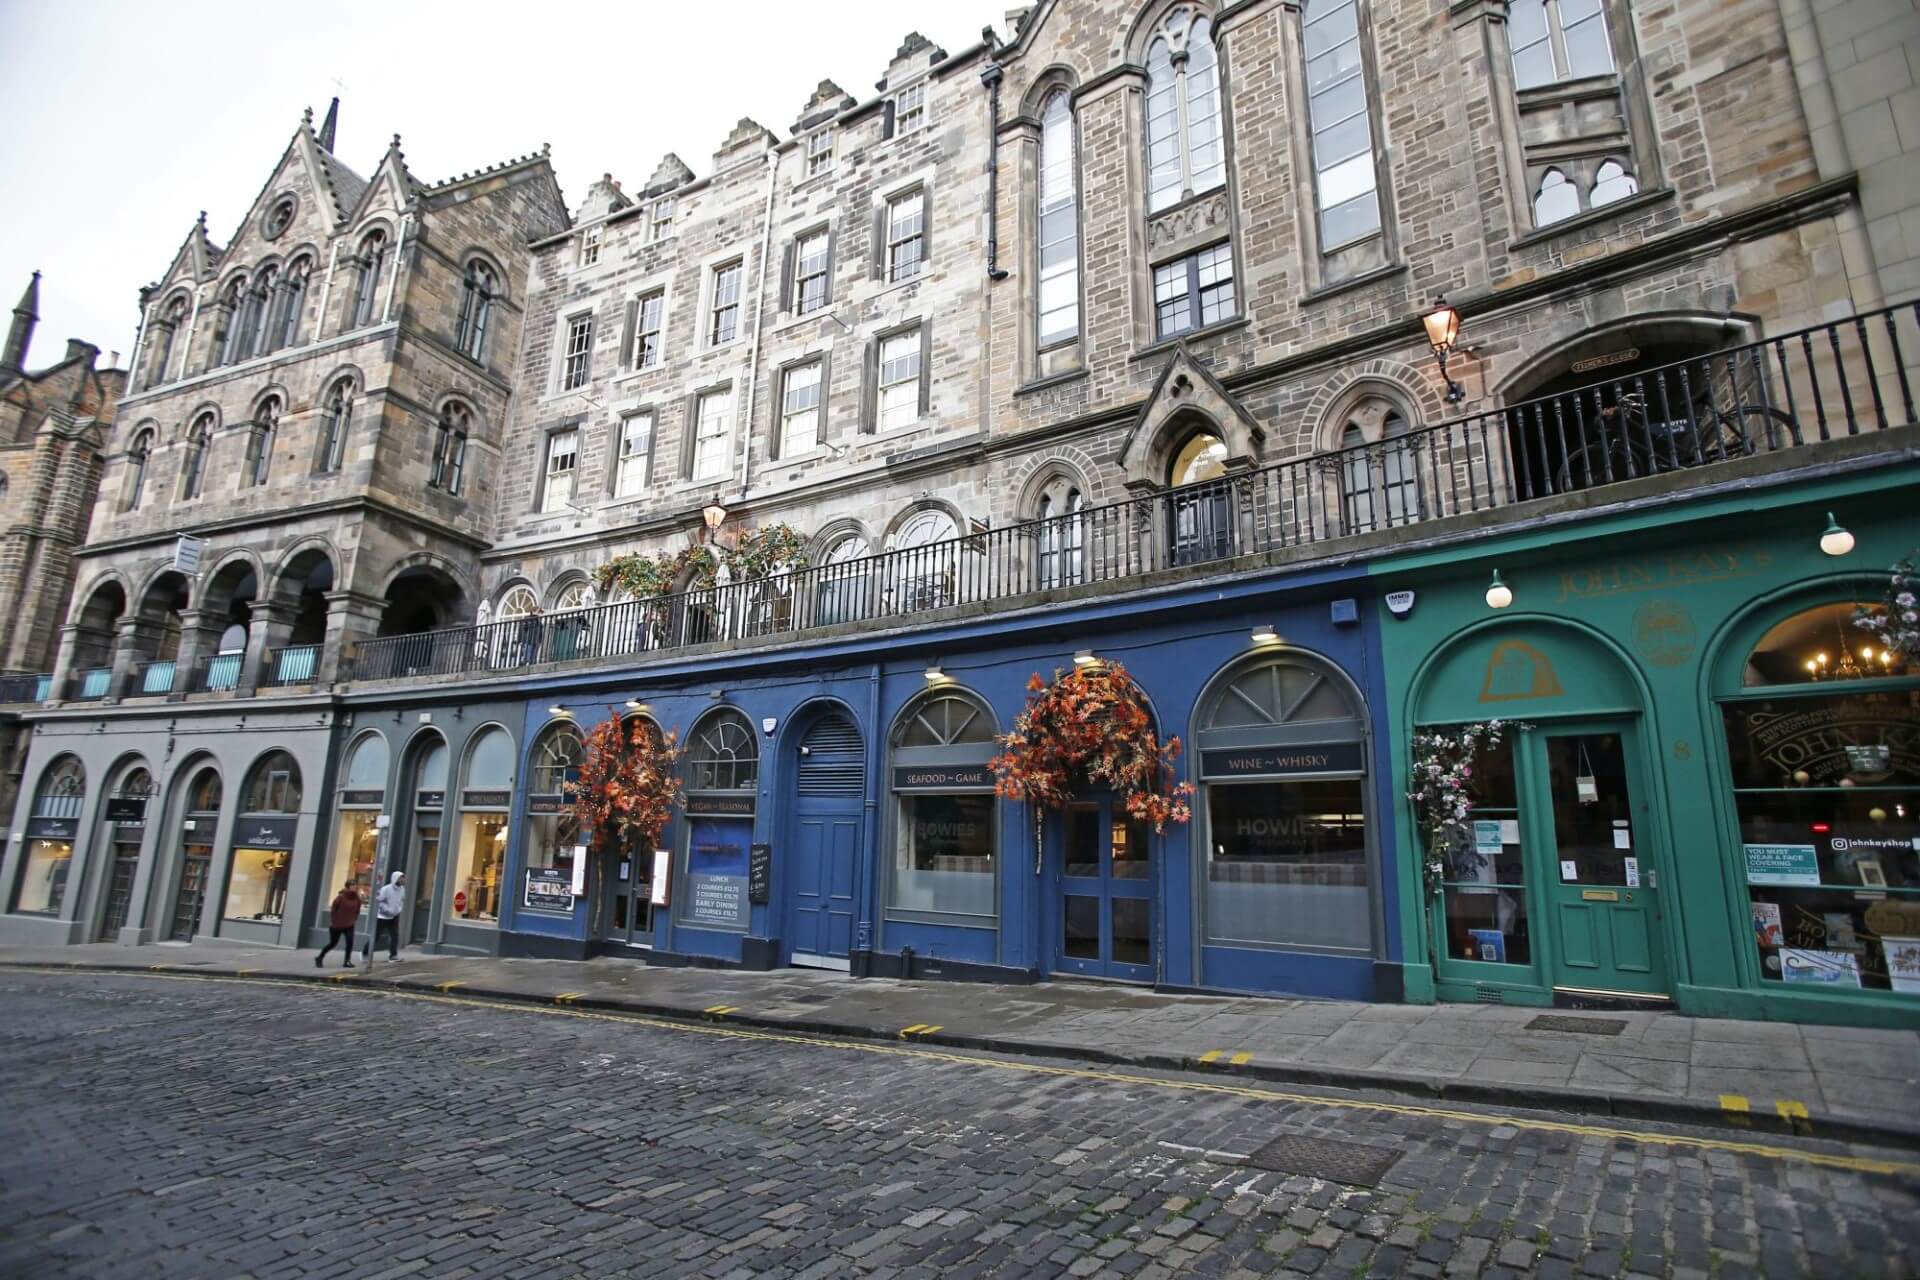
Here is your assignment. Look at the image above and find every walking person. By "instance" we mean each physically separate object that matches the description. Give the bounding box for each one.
[373,871,407,961]
[315,880,361,968]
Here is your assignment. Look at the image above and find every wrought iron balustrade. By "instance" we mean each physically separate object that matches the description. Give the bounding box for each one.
[264,644,321,688]
[328,300,1914,684]
[126,659,178,697]
[191,653,244,693]
[0,673,51,704]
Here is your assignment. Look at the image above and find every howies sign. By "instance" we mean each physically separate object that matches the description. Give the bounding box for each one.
[1201,742,1363,779]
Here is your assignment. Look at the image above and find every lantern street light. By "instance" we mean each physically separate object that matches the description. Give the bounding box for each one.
[1421,294,1467,405]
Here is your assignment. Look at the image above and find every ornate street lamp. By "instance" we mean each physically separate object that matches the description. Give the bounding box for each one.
[1421,294,1467,405]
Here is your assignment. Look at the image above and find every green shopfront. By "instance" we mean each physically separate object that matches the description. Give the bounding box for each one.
[1377,465,1920,1028]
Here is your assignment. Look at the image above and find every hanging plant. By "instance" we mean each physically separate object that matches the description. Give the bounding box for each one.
[1854,550,1919,661]
[593,524,806,601]
[1406,720,1528,900]
[990,663,1194,872]
[725,522,809,580]
[569,711,685,856]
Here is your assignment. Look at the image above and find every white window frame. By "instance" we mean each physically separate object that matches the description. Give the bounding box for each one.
[1036,91,1080,349]
[792,229,830,316]
[1145,11,1227,213]
[540,428,579,513]
[561,313,594,390]
[895,82,926,135]
[614,411,652,498]
[634,288,666,370]
[692,388,734,481]
[650,198,675,242]
[877,329,921,431]
[579,224,602,267]
[707,259,744,347]
[1509,0,1615,90]
[805,128,835,177]
[885,189,926,284]
[779,360,824,457]
[1303,0,1383,250]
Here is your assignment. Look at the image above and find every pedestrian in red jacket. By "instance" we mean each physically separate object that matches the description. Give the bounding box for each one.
[315,881,361,968]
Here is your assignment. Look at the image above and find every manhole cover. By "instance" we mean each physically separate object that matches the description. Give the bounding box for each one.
[1242,1134,1401,1187]
[1526,1014,1627,1036]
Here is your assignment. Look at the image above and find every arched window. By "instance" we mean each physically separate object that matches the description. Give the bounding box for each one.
[688,708,757,792]
[1037,90,1080,348]
[1170,430,1227,487]
[816,531,871,626]
[326,734,389,901]
[1590,159,1638,208]
[318,379,352,473]
[246,396,279,487]
[1145,6,1226,212]
[1533,168,1580,226]
[430,403,470,494]
[226,751,302,926]
[352,230,388,329]
[189,767,223,813]
[13,756,86,915]
[181,413,212,499]
[1167,429,1232,566]
[891,509,959,612]
[242,750,302,813]
[217,277,249,365]
[1338,402,1421,532]
[530,721,585,794]
[150,295,188,386]
[125,429,153,511]
[450,726,514,926]
[455,260,497,363]
[524,721,585,896]
[1303,0,1382,248]
[496,584,538,620]
[1034,477,1087,590]
[888,690,997,922]
[274,256,312,351]
[1197,654,1370,954]
[244,265,278,360]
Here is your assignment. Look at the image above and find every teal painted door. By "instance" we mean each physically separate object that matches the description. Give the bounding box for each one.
[1534,729,1669,997]
[1056,800,1154,982]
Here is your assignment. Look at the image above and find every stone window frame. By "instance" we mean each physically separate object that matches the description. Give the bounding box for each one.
[680,380,737,483]
[578,223,602,268]
[769,352,832,462]
[803,126,835,178]
[348,224,393,331]
[780,222,835,319]
[536,419,583,514]
[312,370,361,476]
[560,311,595,391]
[122,423,157,513]
[1283,0,1403,293]
[454,254,505,367]
[269,253,316,354]
[608,405,658,500]
[430,398,475,498]
[1458,0,1664,244]
[860,318,932,436]
[179,407,219,502]
[876,185,930,285]
[1137,2,1231,214]
[894,81,928,136]
[617,274,674,375]
[704,257,747,349]
[243,390,283,489]
[148,291,192,387]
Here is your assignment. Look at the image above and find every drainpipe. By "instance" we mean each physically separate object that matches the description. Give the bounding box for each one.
[981,59,1010,282]
[382,212,412,324]
[857,661,881,975]
[316,240,341,343]
[738,145,783,498]
[179,287,202,381]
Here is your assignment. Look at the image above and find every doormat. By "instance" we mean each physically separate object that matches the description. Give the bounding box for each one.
[1526,1014,1628,1035]
[1242,1134,1402,1187]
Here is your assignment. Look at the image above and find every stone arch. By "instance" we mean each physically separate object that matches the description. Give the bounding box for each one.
[268,539,338,649]
[455,248,511,303]
[1121,0,1220,66]
[1493,309,1760,405]
[248,383,293,420]
[1018,63,1081,119]
[882,499,967,549]
[806,517,876,562]
[317,362,368,397]
[1303,363,1440,451]
[1012,453,1097,522]
[268,537,342,602]
[378,552,475,612]
[545,569,595,611]
[183,401,224,439]
[1115,347,1263,489]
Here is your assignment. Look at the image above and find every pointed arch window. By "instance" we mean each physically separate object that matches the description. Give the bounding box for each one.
[430,403,470,495]
[246,397,279,488]
[352,230,388,329]
[273,257,312,351]
[217,278,249,365]
[1533,168,1581,225]
[1589,159,1638,207]
[1339,406,1421,533]
[1037,90,1080,348]
[455,260,497,363]
[1145,7,1227,213]
[150,296,188,386]
[244,265,278,360]
[318,379,352,473]
[125,429,153,511]
[1035,479,1087,590]
[1303,0,1382,248]
[181,413,212,499]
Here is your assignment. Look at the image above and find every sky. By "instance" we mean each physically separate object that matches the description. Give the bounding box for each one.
[0,0,1008,371]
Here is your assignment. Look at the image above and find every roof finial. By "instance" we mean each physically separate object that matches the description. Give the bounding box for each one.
[318,96,339,151]
[392,132,402,149]
[302,105,314,126]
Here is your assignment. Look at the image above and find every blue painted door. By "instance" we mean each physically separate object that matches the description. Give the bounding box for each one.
[1055,799,1155,982]
[787,713,866,967]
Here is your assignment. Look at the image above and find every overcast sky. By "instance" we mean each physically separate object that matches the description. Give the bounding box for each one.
[0,0,1006,371]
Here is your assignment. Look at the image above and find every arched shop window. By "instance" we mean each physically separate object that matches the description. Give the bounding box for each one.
[1720,598,1917,997]
[327,732,390,907]
[523,720,586,909]
[169,766,222,942]
[99,764,155,941]
[13,756,86,915]
[226,751,302,928]
[1195,654,1371,953]
[676,709,758,932]
[887,690,998,923]
[450,727,514,926]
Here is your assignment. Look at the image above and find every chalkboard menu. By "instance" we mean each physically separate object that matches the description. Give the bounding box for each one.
[748,842,771,904]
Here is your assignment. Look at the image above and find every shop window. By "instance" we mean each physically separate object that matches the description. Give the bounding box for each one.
[1197,657,1371,953]
[13,756,85,915]
[226,751,301,927]
[326,734,389,905]
[888,691,998,923]
[676,709,758,933]
[525,722,585,883]
[1722,600,1918,996]
[449,727,514,926]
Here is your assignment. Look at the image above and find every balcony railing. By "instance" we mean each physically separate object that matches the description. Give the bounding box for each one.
[192,653,244,693]
[126,659,179,697]
[68,667,112,701]
[263,644,321,688]
[347,302,1918,685]
[0,674,51,704]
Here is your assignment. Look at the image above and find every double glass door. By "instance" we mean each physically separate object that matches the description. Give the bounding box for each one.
[1057,800,1154,981]
[600,841,653,946]
[170,847,210,941]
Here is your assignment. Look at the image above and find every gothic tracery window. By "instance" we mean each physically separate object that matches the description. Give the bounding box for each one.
[455,260,497,363]
[1145,6,1226,213]
[430,403,470,495]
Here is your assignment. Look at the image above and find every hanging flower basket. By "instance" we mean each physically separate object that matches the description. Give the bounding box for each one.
[594,523,808,600]
[569,710,686,856]
[1854,550,1920,661]
[1406,719,1527,900]
[990,662,1194,871]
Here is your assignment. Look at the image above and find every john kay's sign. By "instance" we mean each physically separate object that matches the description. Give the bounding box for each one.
[1556,547,1771,603]
[1201,742,1364,779]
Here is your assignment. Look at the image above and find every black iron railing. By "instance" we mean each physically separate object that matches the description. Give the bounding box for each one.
[263,644,321,688]
[0,673,51,704]
[125,659,179,697]
[348,300,1919,683]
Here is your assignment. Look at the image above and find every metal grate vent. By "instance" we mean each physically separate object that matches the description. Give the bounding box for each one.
[1243,1134,1402,1187]
[1475,986,1504,1003]
[1526,1014,1628,1036]
[802,714,863,756]
[797,714,864,796]
[797,762,865,796]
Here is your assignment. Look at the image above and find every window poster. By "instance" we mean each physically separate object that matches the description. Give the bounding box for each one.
[1743,843,1821,886]
[1884,938,1920,994]
[682,817,751,929]
[1751,902,1784,949]
[1779,948,1861,986]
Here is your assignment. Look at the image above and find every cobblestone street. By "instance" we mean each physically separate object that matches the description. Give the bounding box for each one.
[0,971,1914,1280]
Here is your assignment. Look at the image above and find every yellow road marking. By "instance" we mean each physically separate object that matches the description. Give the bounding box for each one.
[911,1025,941,1037]
[554,992,586,1004]
[235,968,259,976]
[1720,1094,1750,1113]
[327,972,360,983]
[1199,1050,1222,1064]
[1230,1052,1252,1066]
[1778,1100,1812,1133]
[704,1005,738,1017]
[435,980,467,993]
[900,1024,928,1037]
[16,967,1917,1179]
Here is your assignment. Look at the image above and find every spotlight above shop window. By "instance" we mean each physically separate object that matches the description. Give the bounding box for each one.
[1250,624,1280,645]
[923,663,946,683]
[548,704,571,717]
[1073,650,1101,667]
[1819,512,1854,557]
[624,699,649,712]
[1485,570,1513,610]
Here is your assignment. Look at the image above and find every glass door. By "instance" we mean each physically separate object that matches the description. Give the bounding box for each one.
[170,847,210,941]
[600,839,652,946]
[410,827,439,944]
[1057,800,1154,981]
[98,838,141,940]
[1536,728,1669,997]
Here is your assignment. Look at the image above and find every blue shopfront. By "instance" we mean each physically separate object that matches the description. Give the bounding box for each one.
[494,568,1407,1002]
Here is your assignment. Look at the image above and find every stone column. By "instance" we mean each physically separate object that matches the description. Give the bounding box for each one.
[169,608,226,697]
[239,601,298,695]
[322,589,387,684]
[110,614,168,698]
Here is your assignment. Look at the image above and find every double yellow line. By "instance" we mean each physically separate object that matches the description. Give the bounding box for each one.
[13,966,1917,1178]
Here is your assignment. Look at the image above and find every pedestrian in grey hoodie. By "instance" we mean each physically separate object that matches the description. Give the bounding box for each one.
[373,871,406,961]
